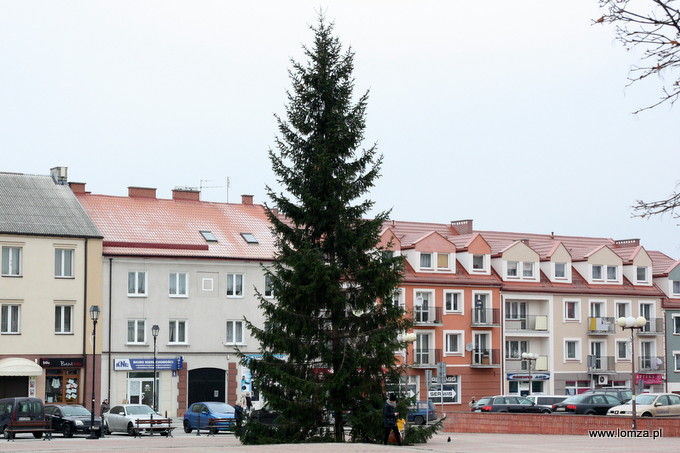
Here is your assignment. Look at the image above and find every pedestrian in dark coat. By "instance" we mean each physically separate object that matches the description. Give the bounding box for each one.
[383,393,402,446]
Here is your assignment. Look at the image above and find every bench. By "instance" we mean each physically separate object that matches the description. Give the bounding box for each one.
[5,420,54,441]
[133,418,175,437]
[206,417,235,436]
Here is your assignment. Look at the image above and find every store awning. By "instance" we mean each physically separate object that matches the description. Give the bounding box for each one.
[0,358,43,376]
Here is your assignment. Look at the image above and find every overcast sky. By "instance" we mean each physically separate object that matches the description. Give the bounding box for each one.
[1,1,678,258]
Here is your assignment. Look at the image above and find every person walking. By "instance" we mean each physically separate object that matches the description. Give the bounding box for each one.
[383,393,402,446]
[100,399,110,417]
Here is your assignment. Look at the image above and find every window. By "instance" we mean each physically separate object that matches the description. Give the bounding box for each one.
[565,340,580,360]
[472,254,485,270]
[616,340,630,360]
[506,340,528,359]
[169,320,187,344]
[437,253,450,270]
[226,320,244,344]
[522,262,534,278]
[444,332,462,355]
[636,267,648,283]
[616,301,630,319]
[226,273,243,297]
[673,281,680,296]
[606,265,618,281]
[169,272,188,297]
[1,304,20,334]
[127,319,146,343]
[419,253,432,269]
[674,315,680,335]
[54,249,74,278]
[507,261,518,277]
[200,231,217,242]
[592,265,603,280]
[240,233,258,244]
[264,275,274,298]
[444,291,462,313]
[564,300,579,321]
[555,262,566,279]
[1,246,21,276]
[54,305,72,334]
[675,353,680,372]
[127,272,147,296]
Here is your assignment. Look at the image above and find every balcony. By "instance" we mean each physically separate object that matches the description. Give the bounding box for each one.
[638,356,665,372]
[411,348,442,368]
[471,348,501,368]
[505,355,549,372]
[638,318,663,336]
[413,306,443,326]
[471,308,501,327]
[505,315,549,333]
[587,317,616,335]
[587,355,615,372]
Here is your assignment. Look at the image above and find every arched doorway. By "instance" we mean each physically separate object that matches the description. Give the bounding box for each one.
[187,368,225,405]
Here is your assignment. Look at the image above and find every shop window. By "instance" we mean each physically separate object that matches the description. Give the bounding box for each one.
[45,368,80,403]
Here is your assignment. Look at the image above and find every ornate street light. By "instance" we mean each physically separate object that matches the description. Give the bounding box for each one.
[616,316,647,431]
[521,352,538,396]
[87,305,100,440]
[152,324,160,413]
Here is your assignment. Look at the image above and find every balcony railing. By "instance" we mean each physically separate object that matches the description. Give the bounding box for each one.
[587,317,616,334]
[587,355,615,372]
[505,355,549,372]
[638,356,665,372]
[414,306,443,325]
[471,348,500,367]
[411,348,442,367]
[471,308,501,327]
[638,318,663,336]
[504,315,549,333]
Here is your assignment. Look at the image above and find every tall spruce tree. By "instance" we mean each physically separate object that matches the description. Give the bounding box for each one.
[240,16,410,443]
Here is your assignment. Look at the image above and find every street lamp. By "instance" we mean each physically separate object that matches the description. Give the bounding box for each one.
[521,352,538,396]
[152,324,159,413]
[616,316,647,431]
[87,305,100,440]
[398,332,417,394]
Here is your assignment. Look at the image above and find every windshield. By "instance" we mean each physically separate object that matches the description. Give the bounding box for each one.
[635,395,657,405]
[476,398,492,405]
[205,402,234,413]
[127,405,156,415]
[562,394,589,404]
[61,406,91,417]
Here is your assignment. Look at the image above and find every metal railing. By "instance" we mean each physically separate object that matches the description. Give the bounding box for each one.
[412,348,442,367]
[587,317,616,334]
[505,355,549,372]
[414,306,443,325]
[504,315,550,332]
[587,355,615,372]
[638,318,663,336]
[471,348,500,367]
[638,356,665,372]
[471,308,501,326]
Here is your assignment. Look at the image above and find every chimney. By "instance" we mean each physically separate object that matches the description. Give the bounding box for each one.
[450,219,473,235]
[69,182,87,194]
[614,239,640,248]
[241,194,254,205]
[128,186,157,198]
[172,187,200,202]
[50,166,68,185]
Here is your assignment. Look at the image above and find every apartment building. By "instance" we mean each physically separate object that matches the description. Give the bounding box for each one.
[652,253,680,393]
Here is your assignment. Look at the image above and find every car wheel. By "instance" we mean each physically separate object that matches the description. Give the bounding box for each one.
[33,432,43,439]
[584,410,596,415]
[103,422,110,435]
[641,413,653,417]
[541,409,551,414]
[127,422,135,436]
[413,415,425,425]
[63,423,73,438]
[183,420,192,433]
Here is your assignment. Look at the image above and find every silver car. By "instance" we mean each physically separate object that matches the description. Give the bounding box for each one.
[103,404,164,436]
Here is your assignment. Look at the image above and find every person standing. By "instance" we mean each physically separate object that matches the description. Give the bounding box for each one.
[383,393,402,446]
[100,399,110,417]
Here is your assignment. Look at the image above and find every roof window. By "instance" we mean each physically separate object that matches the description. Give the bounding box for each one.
[241,233,258,244]
[200,231,217,242]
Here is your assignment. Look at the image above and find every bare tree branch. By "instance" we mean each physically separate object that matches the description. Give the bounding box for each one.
[632,184,680,221]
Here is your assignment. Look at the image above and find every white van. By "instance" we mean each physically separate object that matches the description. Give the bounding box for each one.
[523,395,568,412]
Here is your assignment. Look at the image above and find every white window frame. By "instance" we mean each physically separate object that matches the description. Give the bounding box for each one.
[54,248,74,278]
[436,253,451,271]
[127,319,146,344]
[616,339,630,362]
[507,261,519,278]
[55,305,73,334]
[472,254,486,272]
[636,266,649,284]
[1,304,20,334]
[554,262,567,279]
[443,330,464,356]
[169,272,188,297]
[592,265,603,281]
[674,351,680,372]
[564,299,580,322]
[673,280,680,296]
[673,314,680,335]
[589,300,606,318]
[419,252,433,270]
[264,275,274,298]
[562,338,583,363]
[202,277,214,292]
[127,271,147,297]
[168,319,188,344]
[226,273,244,298]
[1,246,21,277]
[226,320,245,345]
[606,265,618,281]
[615,300,631,319]
[443,290,463,314]
[522,261,534,278]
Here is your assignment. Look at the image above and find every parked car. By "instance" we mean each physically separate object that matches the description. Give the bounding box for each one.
[552,393,622,415]
[607,393,680,417]
[103,404,165,436]
[470,395,547,413]
[250,403,280,425]
[407,401,438,425]
[523,395,568,413]
[582,388,632,403]
[0,397,45,439]
[183,402,235,433]
[44,404,102,437]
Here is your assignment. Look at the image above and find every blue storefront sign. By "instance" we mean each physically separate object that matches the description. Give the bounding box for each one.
[114,357,183,371]
[506,372,550,381]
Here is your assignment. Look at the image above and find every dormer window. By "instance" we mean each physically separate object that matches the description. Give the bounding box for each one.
[472,254,485,270]
[420,253,432,269]
[606,266,617,280]
[507,261,518,277]
[592,265,603,280]
[437,253,450,270]
[636,266,648,283]
[522,262,534,278]
[555,262,566,279]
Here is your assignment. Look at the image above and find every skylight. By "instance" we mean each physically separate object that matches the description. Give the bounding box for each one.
[200,231,217,242]
[241,233,258,244]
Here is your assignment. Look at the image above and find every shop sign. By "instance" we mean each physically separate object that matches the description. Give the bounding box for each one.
[113,357,183,371]
[636,373,663,385]
[506,372,550,381]
[40,358,84,368]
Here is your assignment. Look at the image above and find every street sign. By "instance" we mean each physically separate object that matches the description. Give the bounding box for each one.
[437,361,446,377]
[424,369,432,385]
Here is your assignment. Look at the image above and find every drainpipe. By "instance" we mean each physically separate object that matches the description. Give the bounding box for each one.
[82,239,89,405]
[108,257,113,402]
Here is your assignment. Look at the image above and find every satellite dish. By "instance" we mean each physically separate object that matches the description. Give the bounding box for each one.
[465,343,474,352]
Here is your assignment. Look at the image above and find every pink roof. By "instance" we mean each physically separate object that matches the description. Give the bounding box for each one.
[76,193,276,260]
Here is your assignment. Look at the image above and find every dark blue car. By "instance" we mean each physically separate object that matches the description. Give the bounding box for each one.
[183,402,235,433]
[407,401,438,425]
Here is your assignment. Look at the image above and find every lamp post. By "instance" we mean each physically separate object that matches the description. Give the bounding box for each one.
[398,332,417,394]
[87,305,100,440]
[152,324,159,413]
[521,352,538,396]
[616,316,646,431]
